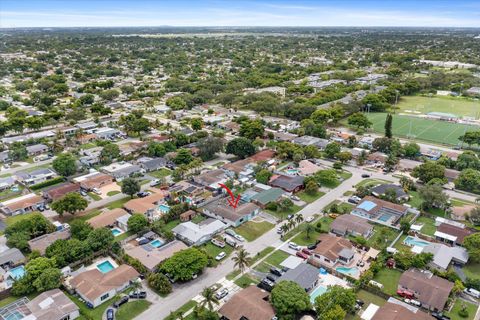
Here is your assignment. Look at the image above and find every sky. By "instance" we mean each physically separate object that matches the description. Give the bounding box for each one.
[1,0,480,28]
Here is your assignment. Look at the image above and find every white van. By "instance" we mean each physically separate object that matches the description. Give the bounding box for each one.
[464,288,480,299]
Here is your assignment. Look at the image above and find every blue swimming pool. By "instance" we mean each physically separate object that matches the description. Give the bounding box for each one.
[150,239,164,248]
[377,213,393,222]
[404,236,430,247]
[111,228,122,236]
[336,266,359,276]
[158,204,170,213]
[97,260,115,273]
[9,266,25,280]
[286,169,299,175]
[310,285,327,304]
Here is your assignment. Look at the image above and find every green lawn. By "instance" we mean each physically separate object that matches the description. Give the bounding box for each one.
[88,192,102,201]
[266,205,302,220]
[407,191,423,209]
[356,178,392,188]
[4,211,39,226]
[445,299,478,320]
[114,231,134,243]
[366,225,401,250]
[254,261,271,273]
[67,292,120,320]
[115,300,151,320]
[107,190,121,196]
[291,226,322,246]
[201,242,234,266]
[396,96,480,118]
[324,201,354,214]
[107,197,130,209]
[164,300,198,320]
[366,112,475,146]
[373,268,403,295]
[346,290,388,320]
[0,292,40,308]
[163,219,181,232]
[251,247,275,264]
[415,216,436,236]
[297,191,325,204]
[235,221,274,241]
[463,262,480,280]
[73,209,101,222]
[393,234,408,250]
[264,250,290,267]
[234,274,257,288]
[149,168,172,179]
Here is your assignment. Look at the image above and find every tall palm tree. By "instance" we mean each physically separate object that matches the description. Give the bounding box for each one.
[200,287,219,310]
[295,214,304,225]
[232,248,252,273]
[280,224,289,235]
[304,223,315,240]
[288,219,296,231]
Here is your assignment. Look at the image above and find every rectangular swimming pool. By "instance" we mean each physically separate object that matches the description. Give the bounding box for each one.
[403,236,431,247]
[8,266,25,280]
[310,285,327,304]
[150,239,164,248]
[111,228,122,236]
[336,266,360,277]
[377,213,392,222]
[158,204,170,213]
[97,260,115,273]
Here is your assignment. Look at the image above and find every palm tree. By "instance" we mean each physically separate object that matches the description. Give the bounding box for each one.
[232,248,252,273]
[288,219,296,230]
[130,279,142,293]
[280,224,289,235]
[304,223,315,240]
[200,287,219,310]
[295,214,304,225]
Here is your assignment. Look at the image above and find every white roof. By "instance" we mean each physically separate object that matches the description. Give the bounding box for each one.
[434,231,457,242]
[435,217,465,228]
[280,256,304,270]
[0,193,38,206]
[410,224,423,232]
[361,304,380,320]
[411,246,424,254]
[172,219,226,243]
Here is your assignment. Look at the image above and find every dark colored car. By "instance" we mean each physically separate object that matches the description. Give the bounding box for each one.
[296,251,308,259]
[113,296,129,308]
[361,174,370,178]
[129,291,147,299]
[136,191,150,198]
[258,278,274,292]
[106,308,115,320]
[307,243,318,250]
[266,274,278,282]
[301,248,312,255]
[270,267,283,277]
[431,313,451,320]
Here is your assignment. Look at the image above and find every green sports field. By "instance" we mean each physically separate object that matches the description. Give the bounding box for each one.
[396,96,480,118]
[367,113,476,146]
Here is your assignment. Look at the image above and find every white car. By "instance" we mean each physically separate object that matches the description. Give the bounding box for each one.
[305,216,314,223]
[277,227,283,234]
[464,288,480,299]
[92,188,101,195]
[234,234,245,242]
[215,252,226,261]
[150,179,161,187]
[288,242,300,251]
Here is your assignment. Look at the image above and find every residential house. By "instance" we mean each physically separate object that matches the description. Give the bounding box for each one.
[0,177,15,191]
[298,160,321,176]
[75,121,97,132]
[351,196,408,227]
[330,214,374,238]
[359,136,375,149]
[367,152,388,165]
[277,263,319,292]
[371,184,409,202]
[202,198,260,227]
[123,191,168,221]
[94,127,121,140]
[397,269,453,311]
[28,228,71,255]
[16,168,57,186]
[444,168,460,182]
[74,172,114,191]
[101,162,143,181]
[192,169,227,190]
[69,264,139,308]
[124,240,187,272]
[43,182,80,202]
[26,144,49,156]
[371,301,434,320]
[398,159,422,172]
[219,286,275,320]
[180,210,197,222]
[137,157,167,172]
[309,234,355,269]
[0,248,25,268]
[434,223,475,246]
[26,288,80,320]
[87,208,131,231]
[422,243,469,271]
[269,174,304,193]
[0,151,10,163]
[268,130,298,142]
[223,159,255,180]
[0,193,46,216]
[292,135,323,147]
[172,218,227,246]
[250,187,285,208]
[421,149,442,161]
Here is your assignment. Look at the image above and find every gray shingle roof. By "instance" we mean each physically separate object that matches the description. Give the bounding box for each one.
[277,263,318,290]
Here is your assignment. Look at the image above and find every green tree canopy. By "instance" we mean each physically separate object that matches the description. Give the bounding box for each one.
[159,248,208,282]
[51,193,88,216]
[271,280,311,318]
[52,153,77,176]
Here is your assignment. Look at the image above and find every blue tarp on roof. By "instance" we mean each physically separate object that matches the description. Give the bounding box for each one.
[358,201,377,211]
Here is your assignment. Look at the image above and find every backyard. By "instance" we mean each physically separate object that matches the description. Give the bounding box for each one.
[463,262,480,280]
[149,168,171,179]
[297,190,325,204]
[372,268,403,295]
[445,299,478,320]
[366,225,401,250]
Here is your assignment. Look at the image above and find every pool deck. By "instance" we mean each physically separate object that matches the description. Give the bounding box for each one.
[85,256,118,272]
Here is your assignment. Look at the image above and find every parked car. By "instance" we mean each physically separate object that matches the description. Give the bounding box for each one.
[80,190,87,196]
[431,312,451,320]
[223,236,237,248]
[296,251,308,259]
[106,308,115,320]
[137,191,150,198]
[464,288,480,299]
[270,267,283,277]
[277,227,283,234]
[92,188,101,195]
[129,291,147,299]
[307,243,318,250]
[361,173,371,178]
[301,248,312,255]
[290,195,300,201]
[258,278,274,291]
[288,242,300,251]
[215,288,229,300]
[211,238,225,248]
[225,229,236,237]
[113,296,129,308]
[266,274,278,282]
[396,289,414,299]
[150,179,161,186]
[215,252,227,261]
[348,196,362,204]
[233,234,245,242]
[287,214,294,220]
[305,216,314,223]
